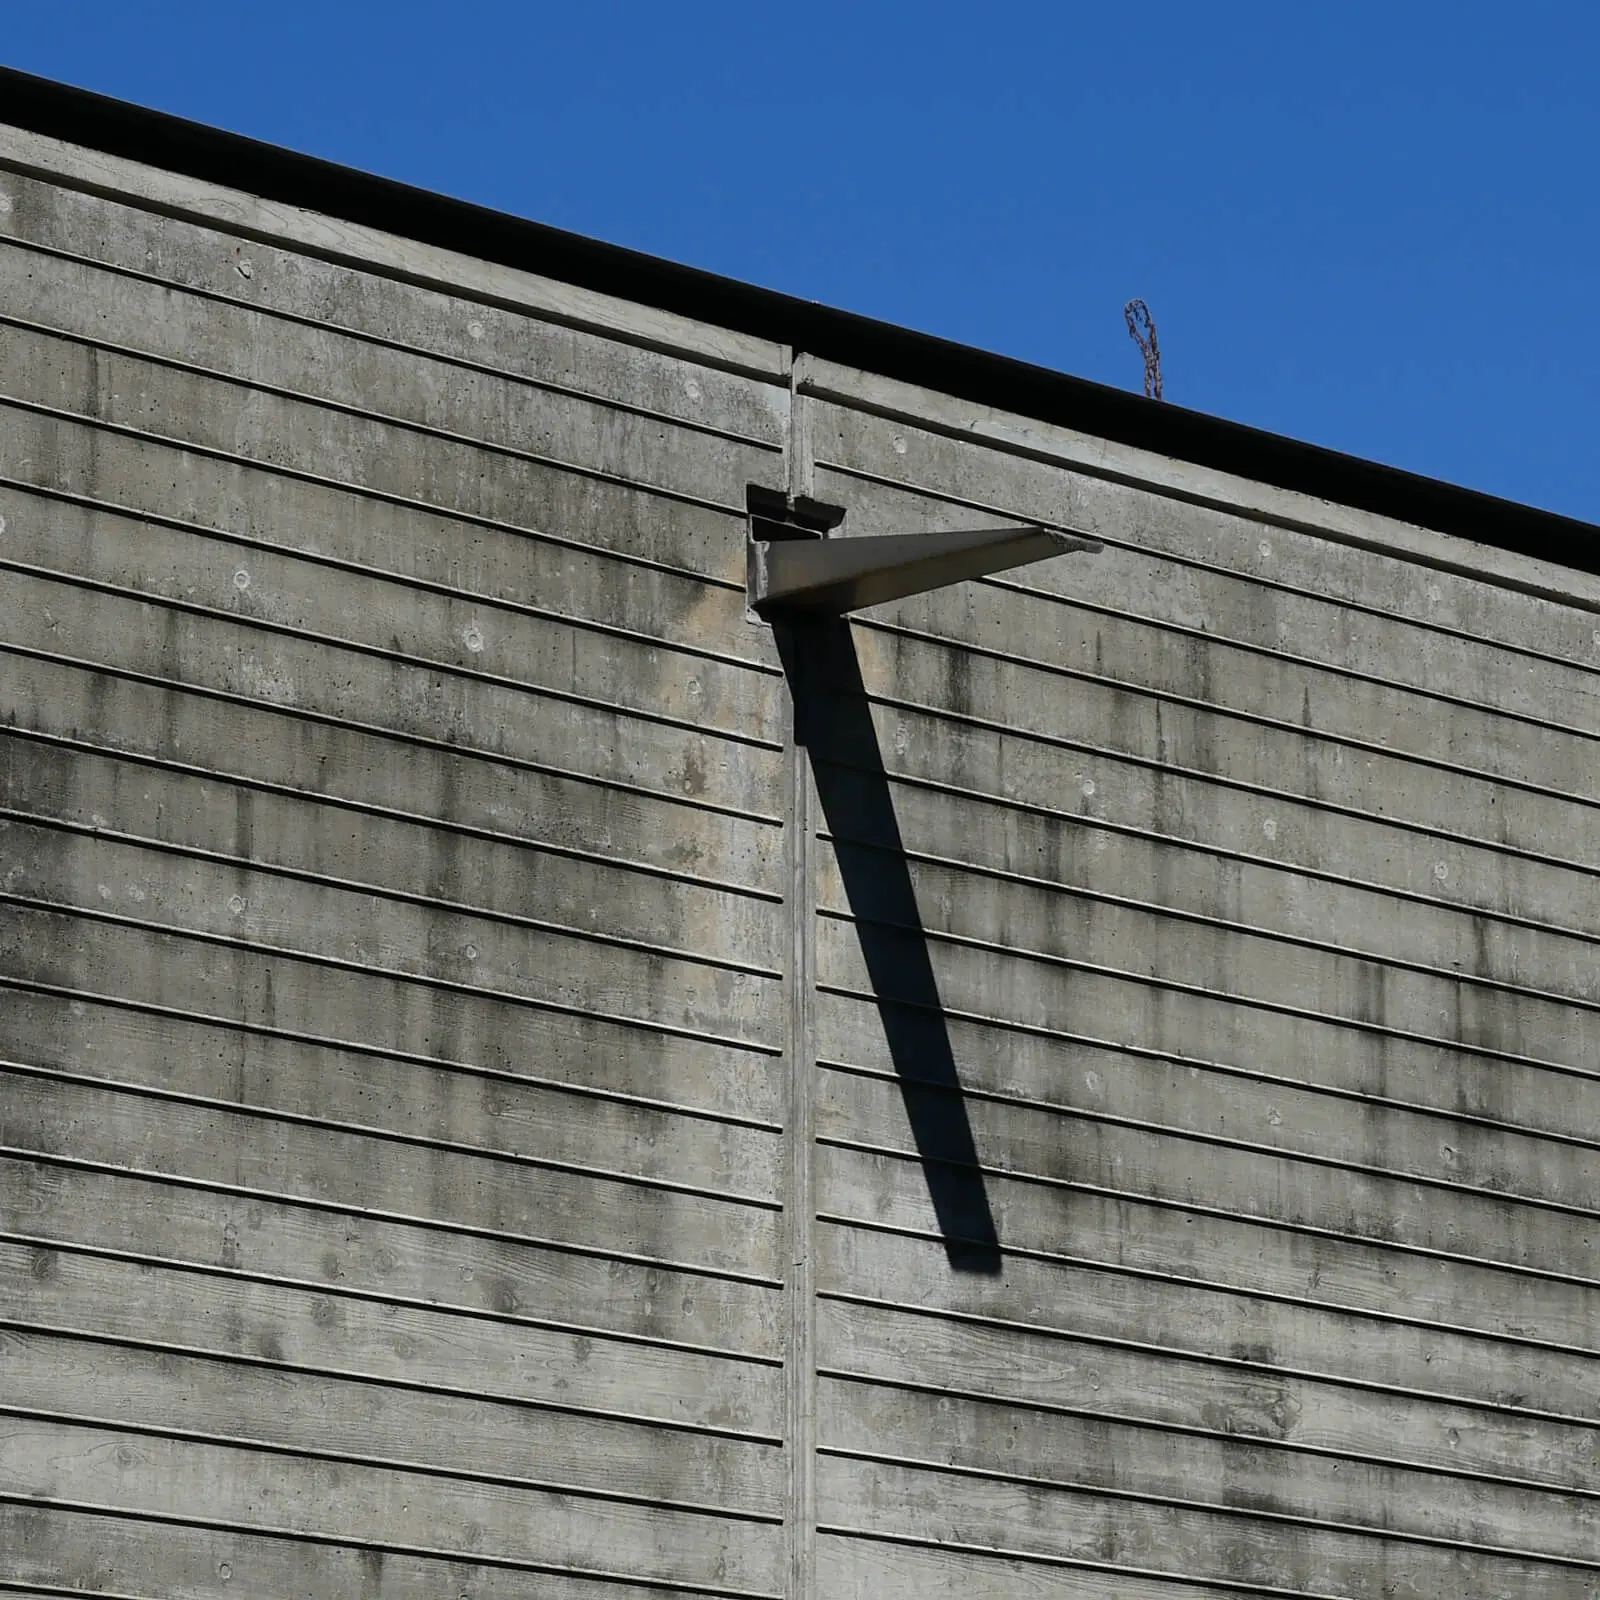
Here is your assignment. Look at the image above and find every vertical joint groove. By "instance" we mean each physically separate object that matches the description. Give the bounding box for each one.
[783,347,818,1600]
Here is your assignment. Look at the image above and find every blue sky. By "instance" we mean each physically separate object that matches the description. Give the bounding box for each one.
[8,4,1599,522]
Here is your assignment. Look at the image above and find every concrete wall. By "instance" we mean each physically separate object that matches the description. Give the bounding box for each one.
[797,374,1600,1596]
[0,135,795,1596]
[0,125,1596,1599]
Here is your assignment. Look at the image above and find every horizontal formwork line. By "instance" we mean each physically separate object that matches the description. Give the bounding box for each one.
[819,804,1600,964]
[819,823,1600,1012]
[0,475,781,677]
[853,683,1600,884]
[808,460,1600,741]
[0,1402,782,1525]
[817,1007,1600,1157]
[3,807,785,982]
[822,1187,1600,1302]
[0,641,785,827]
[0,893,784,1059]
[0,1222,782,1367]
[0,1493,781,1600]
[0,311,768,523]
[0,147,790,391]
[0,722,785,906]
[0,1580,192,1600]
[828,937,1593,1102]
[816,452,1600,659]
[815,1188,1600,1358]
[0,972,781,1132]
[1,1055,781,1207]
[825,1126,1600,1286]
[0,880,784,1051]
[819,1368,1600,1504]
[0,1319,783,1446]
[0,1588,723,1600]
[0,229,789,455]
[821,1194,1600,1361]
[0,1584,138,1600]
[992,573,1600,745]
[825,979,1600,1145]
[0,1576,730,1600]
[0,1058,784,1213]
[813,726,1600,931]
[852,613,1600,821]
[815,1519,1345,1600]
[0,1150,785,1290]
[868,590,1600,759]
[0,388,751,573]
[819,1285,1600,1432]
[1,1237,778,1373]
[0,450,748,606]
[0,557,785,755]
[818,930,1594,1087]
[817,1439,1600,1569]
[820,1052,1600,1199]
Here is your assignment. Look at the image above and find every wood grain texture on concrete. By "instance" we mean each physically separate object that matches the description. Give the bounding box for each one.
[0,151,789,1595]
[2,123,1596,1599]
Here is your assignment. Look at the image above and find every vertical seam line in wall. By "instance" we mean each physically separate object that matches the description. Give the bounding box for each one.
[783,346,818,1600]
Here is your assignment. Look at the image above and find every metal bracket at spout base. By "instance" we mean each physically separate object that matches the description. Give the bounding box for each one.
[748,524,1101,616]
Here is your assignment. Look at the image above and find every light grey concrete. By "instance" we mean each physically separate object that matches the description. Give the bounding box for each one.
[1,135,1595,1600]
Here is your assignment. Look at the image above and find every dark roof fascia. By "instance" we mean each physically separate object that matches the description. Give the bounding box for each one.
[2,64,1596,581]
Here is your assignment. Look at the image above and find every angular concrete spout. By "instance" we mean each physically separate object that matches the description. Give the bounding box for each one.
[748,525,1101,616]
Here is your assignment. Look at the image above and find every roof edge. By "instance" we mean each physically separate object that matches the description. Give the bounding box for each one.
[1,64,1596,580]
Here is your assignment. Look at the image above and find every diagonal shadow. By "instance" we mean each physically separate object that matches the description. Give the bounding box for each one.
[776,615,1001,1275]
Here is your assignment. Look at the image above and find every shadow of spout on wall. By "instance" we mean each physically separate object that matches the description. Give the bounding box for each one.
[776,616,1002,1276]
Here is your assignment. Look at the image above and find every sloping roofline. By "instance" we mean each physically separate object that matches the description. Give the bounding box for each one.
[3,64,1596,580]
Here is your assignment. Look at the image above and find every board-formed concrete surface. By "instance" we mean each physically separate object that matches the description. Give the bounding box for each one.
[0,90,1596,1600]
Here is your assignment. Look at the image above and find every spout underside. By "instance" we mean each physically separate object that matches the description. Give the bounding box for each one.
[749,525,1101,615]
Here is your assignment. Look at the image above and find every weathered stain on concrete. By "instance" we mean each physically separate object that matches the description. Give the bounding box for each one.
[0,121,1596,1600]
